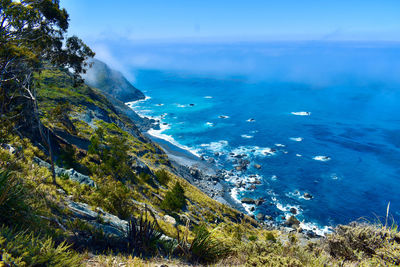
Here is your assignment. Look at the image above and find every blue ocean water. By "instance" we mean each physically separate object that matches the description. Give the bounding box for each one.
[126,42,400,230]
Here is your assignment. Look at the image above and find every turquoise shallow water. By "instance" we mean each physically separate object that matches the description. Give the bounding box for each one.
[125,42,400,231]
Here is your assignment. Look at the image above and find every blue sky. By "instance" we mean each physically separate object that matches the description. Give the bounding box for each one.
[62,0,400,42]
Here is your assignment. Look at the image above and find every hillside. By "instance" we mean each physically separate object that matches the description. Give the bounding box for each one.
[1,2,400,266]
[83,59,145,102]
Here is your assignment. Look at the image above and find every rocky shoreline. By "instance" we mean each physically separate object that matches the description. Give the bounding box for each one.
[148,132,324,239]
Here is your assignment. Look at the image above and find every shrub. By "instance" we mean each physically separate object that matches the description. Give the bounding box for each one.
[0,170,29,225]
[175,224,229,263]
[324,222,400,264]
[160,182,185,212]
[0,226,82,266]
[155,169,170,186]
[126,212,163,257]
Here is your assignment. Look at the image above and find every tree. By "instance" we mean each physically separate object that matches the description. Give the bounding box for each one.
[0,0,94,183]
[161,182,186,212]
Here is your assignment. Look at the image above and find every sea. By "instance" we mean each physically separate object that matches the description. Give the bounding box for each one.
[122,41,400,233]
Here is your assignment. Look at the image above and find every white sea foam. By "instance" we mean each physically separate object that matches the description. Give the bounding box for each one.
[241,134,254,139]
[300,222,333,236]
[176,104,187,108]
[147,123,200,157]
[205,122,214,127]
[204,96,213,99]
[246,118,256,122]
[218,115,230,119]
[290,137,303,142]
[296,154,302,157]
[313,155,331,162]
[291,111,311,116]
[199,140,229,153]
[275,143,285,147]
[271,175,278,181]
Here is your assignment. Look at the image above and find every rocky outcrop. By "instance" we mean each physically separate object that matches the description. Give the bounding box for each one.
[84,59,145,102]
[34,157,95,187]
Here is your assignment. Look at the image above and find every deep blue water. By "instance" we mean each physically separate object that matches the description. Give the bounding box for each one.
[126,42,400,230]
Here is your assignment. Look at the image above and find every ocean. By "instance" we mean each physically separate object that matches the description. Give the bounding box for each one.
[123,41,400,232]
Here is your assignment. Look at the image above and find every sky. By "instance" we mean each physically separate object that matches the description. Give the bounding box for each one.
[60,1,400,82]
[62,0,400,43]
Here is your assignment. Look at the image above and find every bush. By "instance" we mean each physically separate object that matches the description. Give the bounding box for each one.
[160,182,185,212]
[126,212,163,257]
[0,170,29,225]
[0,226,82,266]
[175,224,229,263]
[155,169,170,186]
[324,222,400,264]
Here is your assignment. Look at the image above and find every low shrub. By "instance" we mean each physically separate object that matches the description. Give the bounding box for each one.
[160,182,185,212]
[0,226,82,266]
[155,169,170,186]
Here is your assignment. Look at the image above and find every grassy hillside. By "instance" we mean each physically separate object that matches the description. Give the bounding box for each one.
[1,67,400,266]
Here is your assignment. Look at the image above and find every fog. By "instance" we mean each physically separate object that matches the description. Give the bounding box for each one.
[90,39,400,87]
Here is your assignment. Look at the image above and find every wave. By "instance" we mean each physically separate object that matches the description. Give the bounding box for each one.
[290,137,303,142]
[291,111,311,116]
[204,96,213,99]
[313,155,331,162]
[241,134,254,139]
[205,122,214,127]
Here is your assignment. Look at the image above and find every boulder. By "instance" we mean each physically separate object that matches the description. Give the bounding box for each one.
[33,157,95,187]
[256,213,265,221]
[241,197,256,204]
[284,216,300,228]
[304,193,313,199]
[250,206,255,212]
[254,164,262,169]
[255,198,265,206]
[290,208,297,214]
[163,215,177,226]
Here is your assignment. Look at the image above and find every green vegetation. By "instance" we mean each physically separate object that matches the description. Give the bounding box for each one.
[161,182,186,212]
[2,1,400,266]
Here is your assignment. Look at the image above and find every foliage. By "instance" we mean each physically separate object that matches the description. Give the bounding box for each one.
[161,182,186,212]
[175,224,229,263]
[0,170,30,225]
[0,0,94,124]
[324,222,400,265]
[155,169,170,186]
[126,211,163,257]
[0,226,82,267]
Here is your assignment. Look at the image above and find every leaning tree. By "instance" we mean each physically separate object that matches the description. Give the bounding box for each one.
[0,0,94,182]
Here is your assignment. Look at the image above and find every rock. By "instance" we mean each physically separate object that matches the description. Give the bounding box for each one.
[304,193,313,199]
[265,215,273,220]
[235,166,243,171]
[255,198,265,206]
[241,197,256,204]
[189,103,195,106]
[56,188,66,195]
[248,185,256,190]
[214,152,220,157]
[256,213,265,221]
[67,200,128,237]
[250,207,255,212]
[1,143,16,154]
[33,157,96,187]
[163,215,177,226]
[130,157,153,176]
[290,208,297,214]
[254,164,261,169]
[207,157,215,164]
[284,215,300,228]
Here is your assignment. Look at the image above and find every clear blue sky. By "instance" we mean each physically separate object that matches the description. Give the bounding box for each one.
[62,0,400,42]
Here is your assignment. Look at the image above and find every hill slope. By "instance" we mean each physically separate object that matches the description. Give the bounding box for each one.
[83,58,145,102]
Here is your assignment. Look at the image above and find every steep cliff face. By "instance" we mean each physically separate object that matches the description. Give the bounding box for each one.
[83,58,145,102]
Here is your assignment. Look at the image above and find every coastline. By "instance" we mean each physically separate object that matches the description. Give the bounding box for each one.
[126,98,330,237]
[145,132,246,213]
